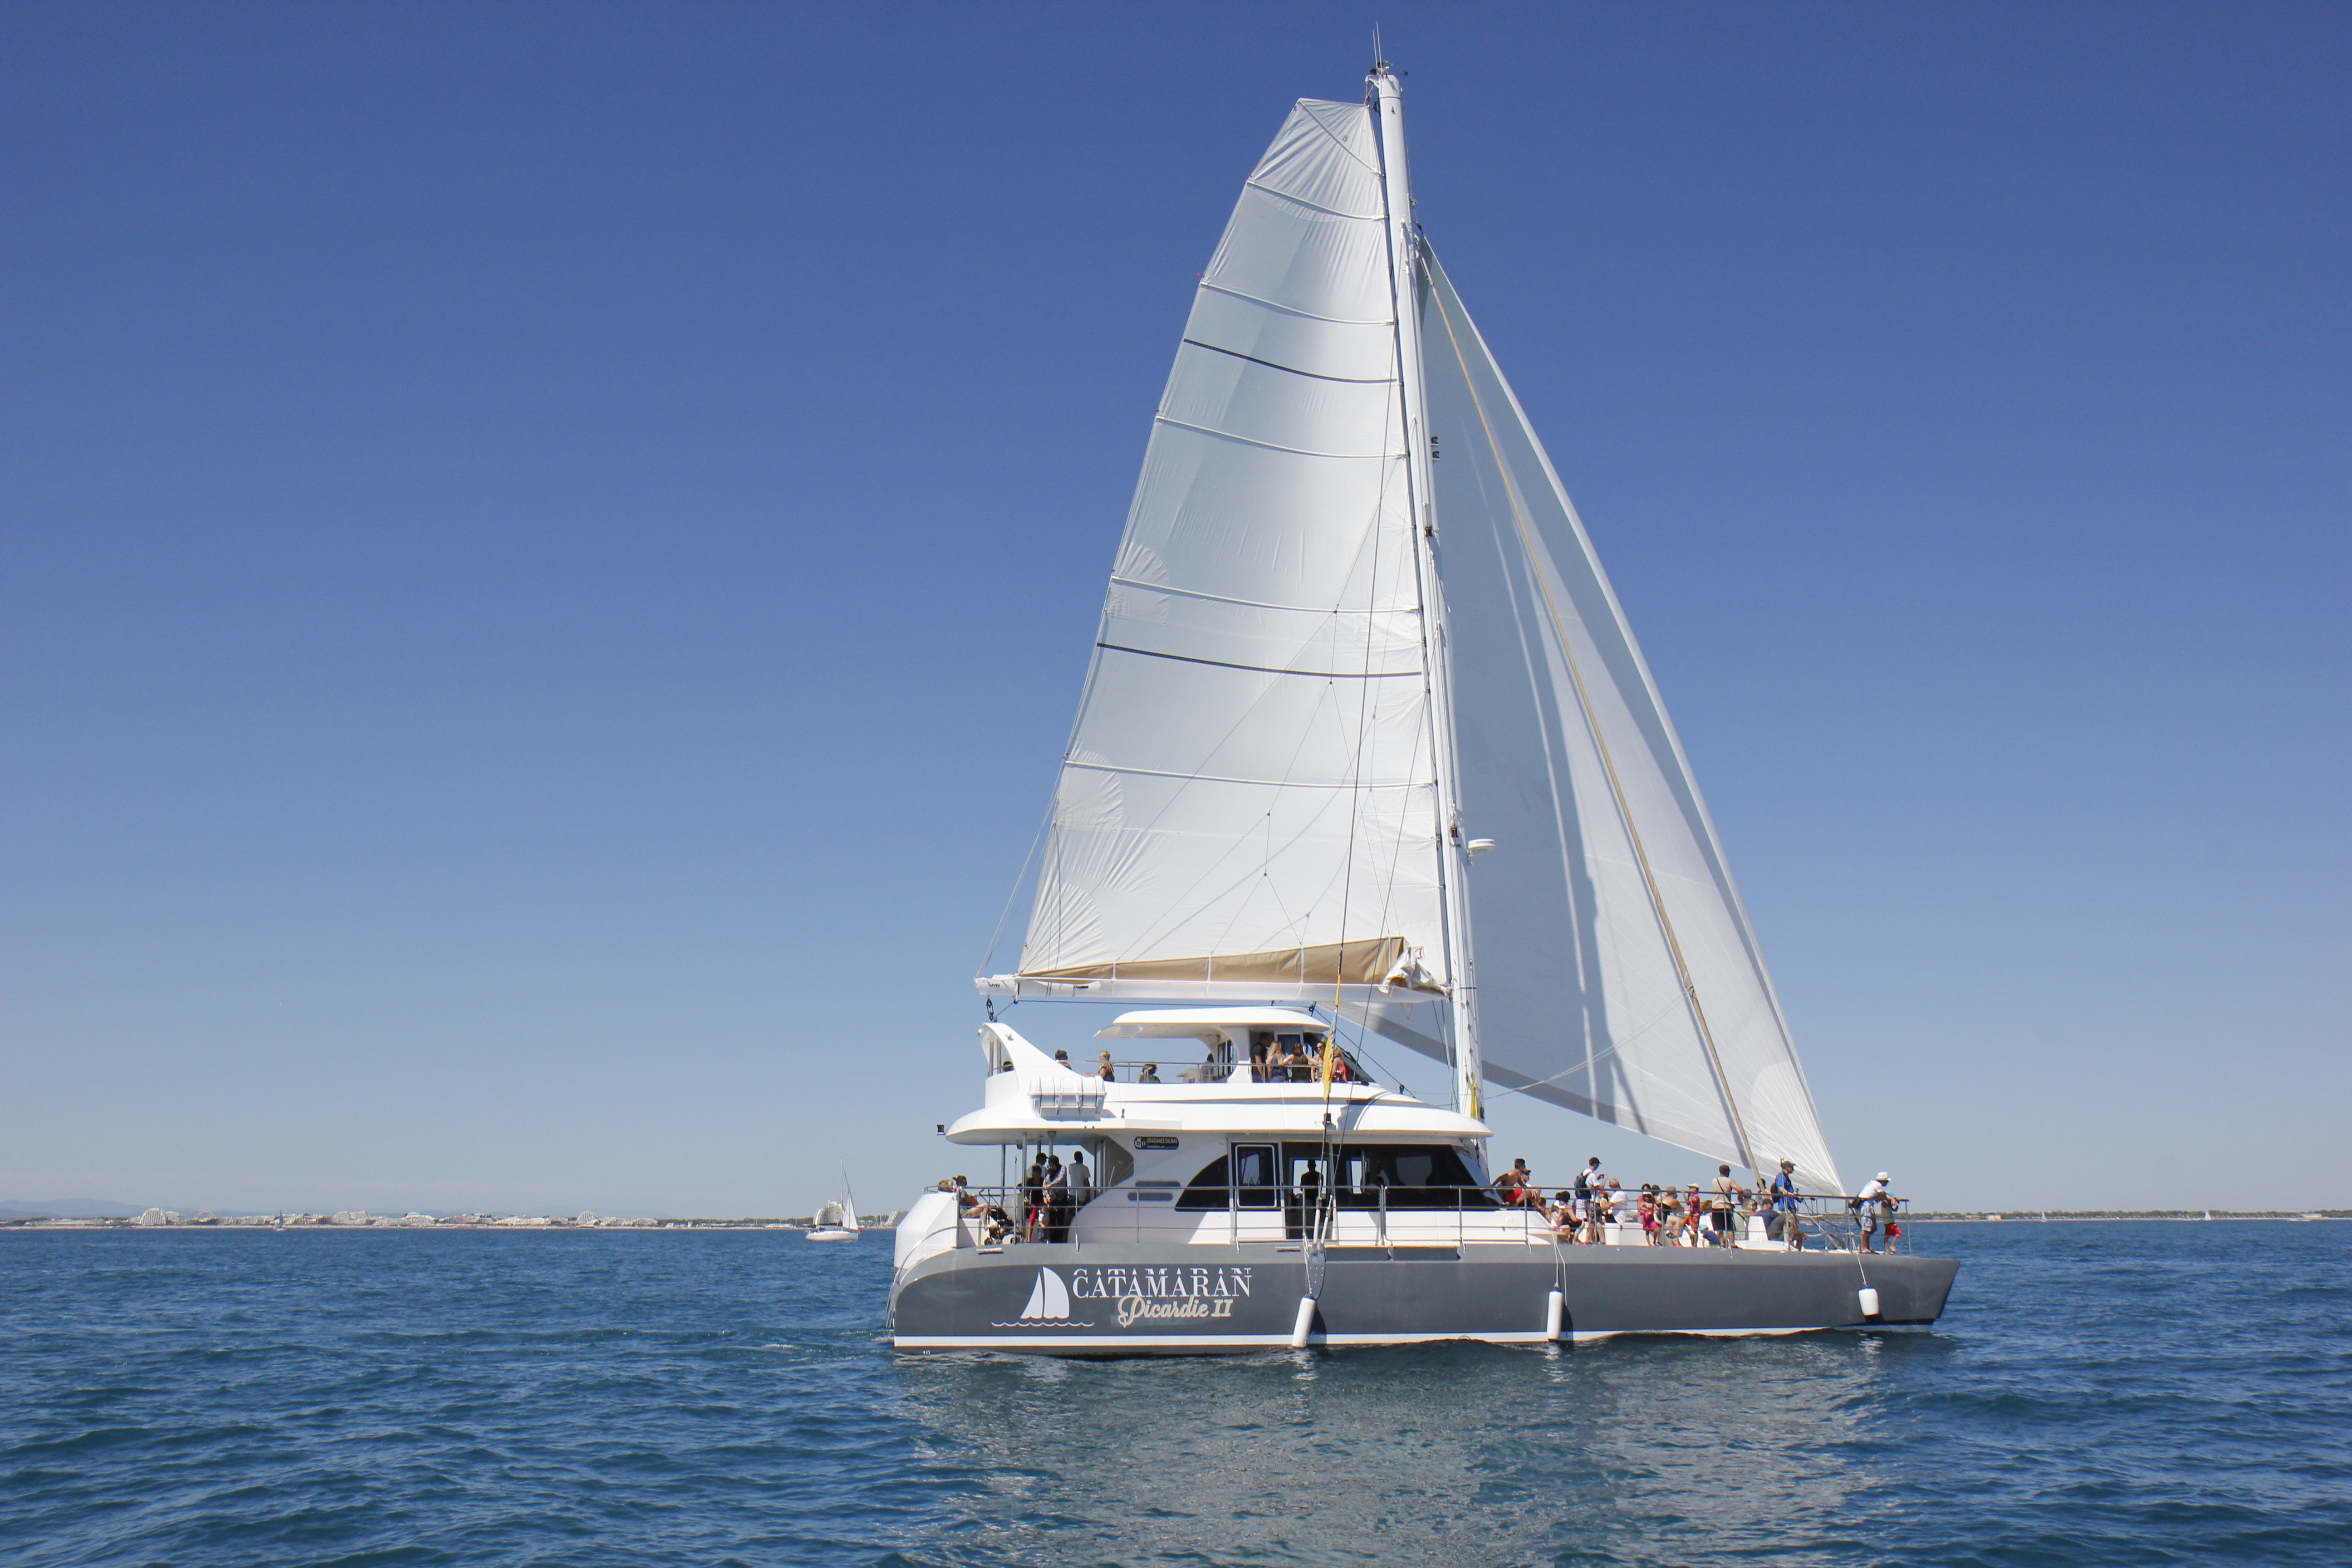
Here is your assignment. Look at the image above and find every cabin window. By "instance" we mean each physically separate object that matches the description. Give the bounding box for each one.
[1174,1156,1229,1210]
[1232,1143,1279,1208]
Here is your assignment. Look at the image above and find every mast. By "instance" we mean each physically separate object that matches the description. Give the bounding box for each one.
[1369,59,1482,1119]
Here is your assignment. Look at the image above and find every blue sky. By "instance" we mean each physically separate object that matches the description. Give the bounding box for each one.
[4,2,2343,1215]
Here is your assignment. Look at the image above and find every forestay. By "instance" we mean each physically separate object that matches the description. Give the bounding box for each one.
[1411,243,1841,1192]
[1010,99,1447,1000]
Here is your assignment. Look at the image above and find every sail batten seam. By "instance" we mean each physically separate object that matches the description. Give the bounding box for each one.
[1149,415,1401,460]
[1179,338,1395,384]
[1195,281,1392,327]
[1096,642,1421,680]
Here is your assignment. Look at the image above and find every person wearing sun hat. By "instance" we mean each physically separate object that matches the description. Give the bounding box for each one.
[1857,1171,1893,1252]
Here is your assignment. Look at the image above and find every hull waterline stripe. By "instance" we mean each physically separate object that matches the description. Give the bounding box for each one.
[892,1323,1924,1351]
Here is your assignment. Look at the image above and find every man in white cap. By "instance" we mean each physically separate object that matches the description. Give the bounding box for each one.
[1857,1171,1892,1252]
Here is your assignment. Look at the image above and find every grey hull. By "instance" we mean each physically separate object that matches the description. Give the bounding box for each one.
[891,1243,1959,1354]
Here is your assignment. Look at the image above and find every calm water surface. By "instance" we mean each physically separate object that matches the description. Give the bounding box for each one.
[2,1222,2345,1566]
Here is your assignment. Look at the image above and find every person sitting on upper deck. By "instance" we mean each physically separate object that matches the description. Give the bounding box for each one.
[1097,1050,1117,1083]
[1138,1062,1161,1083]
[1491,1158,1531,1206]
[1547,1191,1579,1241]
[953,1176,987,1220]
[1680,1184,1705,1246]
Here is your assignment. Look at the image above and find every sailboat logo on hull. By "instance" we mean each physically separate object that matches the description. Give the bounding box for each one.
[991,1268,1093,1328]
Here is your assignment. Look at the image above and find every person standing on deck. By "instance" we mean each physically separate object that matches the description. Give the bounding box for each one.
[1021,1156,1046,1242]
[1043,1155,1071,1242]
[1710,1166,1744,1247]
[1857,1172,1892,1253]
[1769,1160,1803,1250]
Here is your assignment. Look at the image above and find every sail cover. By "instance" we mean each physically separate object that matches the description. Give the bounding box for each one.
[1013,100,1446,997]
[1416,244,1842,1191]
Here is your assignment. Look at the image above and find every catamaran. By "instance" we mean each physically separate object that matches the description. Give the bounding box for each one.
[890,60,1956,1352]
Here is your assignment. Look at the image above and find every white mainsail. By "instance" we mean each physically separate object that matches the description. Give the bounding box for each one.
[1008,98,1446,1001]
[984,78,1840,1190]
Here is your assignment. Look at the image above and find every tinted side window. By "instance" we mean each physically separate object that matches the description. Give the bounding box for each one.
[1175,1156,1229,1210]
[1337,1144,1499,1210]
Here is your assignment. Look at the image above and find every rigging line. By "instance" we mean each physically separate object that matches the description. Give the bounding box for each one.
[1150,414,1400,461]
[1286,100,1384,176]
[1426,265,1762,1180]
[1076,539,1408,964]
[1179,680,1391,966]
[1096,643,1420,680]
[1180,338,1395,384]
[1111,676,1389,962]
[1480,498,1602,1078]
[1328,369,1401,1032]
[977,792,1057,976]
[1195,280,1392,327]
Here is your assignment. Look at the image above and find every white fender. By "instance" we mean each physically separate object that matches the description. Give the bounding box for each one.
[1545,1288,1565,1342]
[1290,1295,1318,1349]
[1858,1286,1882,1320]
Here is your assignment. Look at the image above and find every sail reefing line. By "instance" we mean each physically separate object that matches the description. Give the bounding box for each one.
[1423,268,1760,1178]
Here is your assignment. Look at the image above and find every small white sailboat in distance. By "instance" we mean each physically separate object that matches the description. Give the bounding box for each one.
[806,1168,862,1243]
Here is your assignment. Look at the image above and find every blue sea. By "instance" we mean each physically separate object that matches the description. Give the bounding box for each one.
[2,1222,2344,1566]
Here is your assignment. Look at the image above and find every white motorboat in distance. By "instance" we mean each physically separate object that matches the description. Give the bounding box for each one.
[891,59,1955,1352]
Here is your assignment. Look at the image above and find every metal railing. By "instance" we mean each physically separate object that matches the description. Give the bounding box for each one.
[1042,1059,1381,1088]
[935,1183,1910,1254]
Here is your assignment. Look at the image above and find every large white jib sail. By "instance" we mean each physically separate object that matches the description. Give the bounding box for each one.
[982,78,1839,1190]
